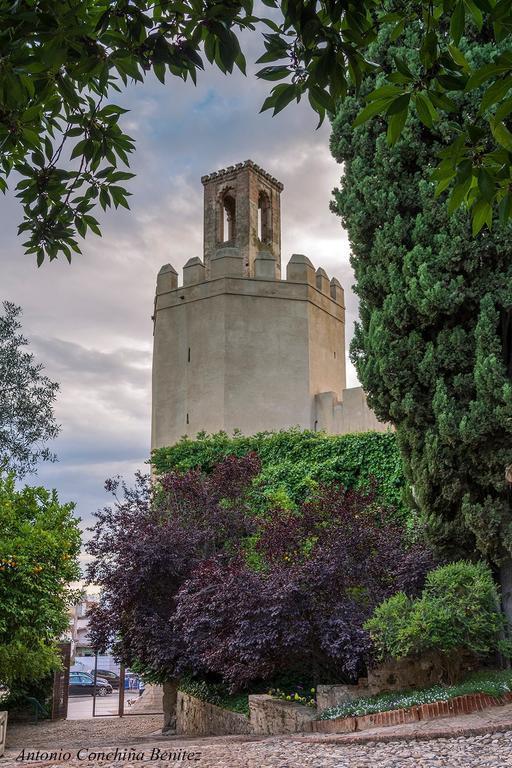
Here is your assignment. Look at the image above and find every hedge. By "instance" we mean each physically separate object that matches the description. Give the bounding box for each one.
[152,428,407,521]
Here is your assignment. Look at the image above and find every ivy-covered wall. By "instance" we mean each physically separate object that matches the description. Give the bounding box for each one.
[152,429,407,521]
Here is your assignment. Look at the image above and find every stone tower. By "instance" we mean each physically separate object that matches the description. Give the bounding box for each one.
[151,161,386,451]
[202,160,283,278]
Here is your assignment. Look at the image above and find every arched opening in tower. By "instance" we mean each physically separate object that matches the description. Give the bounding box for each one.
[219,193,236,242]
[258,191,271,244]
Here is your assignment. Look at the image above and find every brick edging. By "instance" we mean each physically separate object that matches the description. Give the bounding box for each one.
[314,691,512,734]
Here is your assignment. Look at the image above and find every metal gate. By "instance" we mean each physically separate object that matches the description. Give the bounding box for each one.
[51,641,71,720]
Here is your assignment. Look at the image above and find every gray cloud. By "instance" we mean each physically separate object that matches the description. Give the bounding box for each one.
[2,32,360,535]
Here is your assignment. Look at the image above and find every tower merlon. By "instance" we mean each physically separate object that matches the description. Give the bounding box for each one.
[330,277,344,303]
[287,253,316,286]
[316,267,330,295]
[254,250,277,280]
[211,247,244,279]
[183,257,206,286]
[157,263,178,294]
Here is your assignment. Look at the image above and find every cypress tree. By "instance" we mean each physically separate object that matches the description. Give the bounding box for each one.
[330,23,512,618]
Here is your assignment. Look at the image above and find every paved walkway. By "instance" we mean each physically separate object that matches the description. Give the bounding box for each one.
[2,704,512,767]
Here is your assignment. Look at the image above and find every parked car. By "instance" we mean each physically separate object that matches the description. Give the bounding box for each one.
[68,671,113,697]
[92,669,121,690]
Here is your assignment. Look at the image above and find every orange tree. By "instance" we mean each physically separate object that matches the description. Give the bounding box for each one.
[0,474,81,690]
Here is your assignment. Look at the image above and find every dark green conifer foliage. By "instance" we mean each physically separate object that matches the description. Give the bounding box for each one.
[330,24,512,564]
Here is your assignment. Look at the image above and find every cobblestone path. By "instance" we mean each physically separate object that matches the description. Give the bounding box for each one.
[2,719,512,768]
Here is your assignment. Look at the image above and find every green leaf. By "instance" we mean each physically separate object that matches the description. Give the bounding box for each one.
[465,0,483,30]
[70,139,88,161]
[272,84,297,115]
[154,62,166,84]
[415,92,438,128]
[448,44,469,70]
[450,1,465,44]
[420,30,438,69]
[21,129,40,148]
[428,91,457,112]
[498,193,512,225]
[390,19,405,42]
[366,85,403,102]
[353,99,389,127]
[235,51,246,76]
[83,215,101,236]
[495,97,512,122]
[479,77,512,114]
[435,175,455,197]
[256,66,290,81]
[448,176,472,213]
[477,168,495,201]
[386,93,411,117]
[471,198,492,235]
[393,56,414,80]
[309,86,335,113]
[466,63,504,91]
[75,217,86,238]
[491,120,512,151]
[387,108,407,145]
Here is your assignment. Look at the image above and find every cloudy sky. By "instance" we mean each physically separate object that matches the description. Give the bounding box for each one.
[2,29,358,555]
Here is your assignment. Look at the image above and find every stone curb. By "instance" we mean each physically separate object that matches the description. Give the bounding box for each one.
[314,690,512,735]
[303,719,512,745]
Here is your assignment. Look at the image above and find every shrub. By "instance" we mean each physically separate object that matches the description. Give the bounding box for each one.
[365,561,504,664]
[88,458,433,690]
[151,429,407,523]
[178,677,249,715]
[0,675,53,720]
[172,486,434,689]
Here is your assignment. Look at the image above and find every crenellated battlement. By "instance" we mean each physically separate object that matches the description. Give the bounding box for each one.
[201,159,284,192]
[155,250,345,310]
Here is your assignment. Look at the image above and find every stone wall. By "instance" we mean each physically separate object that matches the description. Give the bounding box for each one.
[316,682,369,713]
[315,388,392,435]
[170,654,481,738]
[366,652,477,695]
[171,692,315,737]
[248,695,316,735]
[0,712,7,757]
[175,692,251,737]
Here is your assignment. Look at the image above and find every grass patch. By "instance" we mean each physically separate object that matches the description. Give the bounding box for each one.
[319,669,512,721]
[178,678,249,716]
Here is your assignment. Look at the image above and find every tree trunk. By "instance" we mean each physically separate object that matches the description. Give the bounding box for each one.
[500,556,512,630]
[162,679,179,733]
[499,555,512,669]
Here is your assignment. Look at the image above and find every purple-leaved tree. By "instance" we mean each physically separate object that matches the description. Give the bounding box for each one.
[86,453,261,676]
[86,457,434,724]
[172,486,434,688]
